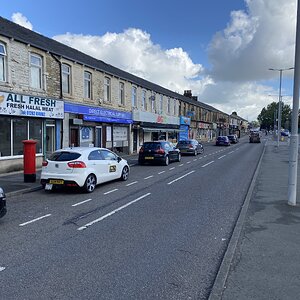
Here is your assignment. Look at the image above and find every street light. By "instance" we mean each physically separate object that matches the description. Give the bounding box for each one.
[268,67,294,147]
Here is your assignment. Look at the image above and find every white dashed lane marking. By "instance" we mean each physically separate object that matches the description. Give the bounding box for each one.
[144,175,154,180]
[103,189,118,195]
[126,181,138,186]
[169,167,175,170]
[19,214,52,227]
[218,155,226,160]
[202,161,214,168]
[158,171,166,174]
[72,199,92,207]
[167,170,195,185]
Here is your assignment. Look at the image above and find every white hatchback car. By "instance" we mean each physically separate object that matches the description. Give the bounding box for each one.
[41,147,130,193]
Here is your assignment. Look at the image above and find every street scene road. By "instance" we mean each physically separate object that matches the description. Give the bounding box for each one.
[0,137,266,299]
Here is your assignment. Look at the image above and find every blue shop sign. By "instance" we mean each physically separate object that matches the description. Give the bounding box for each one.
[83,115,133,124]
[179,124,189,140]
[180,116,191,126]
[64,102,132,120]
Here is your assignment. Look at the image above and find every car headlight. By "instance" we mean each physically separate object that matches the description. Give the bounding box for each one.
[0,187,6,199]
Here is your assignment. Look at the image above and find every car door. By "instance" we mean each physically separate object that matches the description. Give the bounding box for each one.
[99,149,121,181]
[87,150,111,184]
[165,142,177,161]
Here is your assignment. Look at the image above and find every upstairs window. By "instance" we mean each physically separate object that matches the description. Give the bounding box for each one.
[151,93,156,112]
[84,71,92,99]
[0,42,7,82]
[132,86,137,108]
[167,97,171,114]
[30,53,42,89]
[62,64,71,94]
[119,82,125,105]
[142,90,147,110]
[159,95,163,114]
[104,77,111,102]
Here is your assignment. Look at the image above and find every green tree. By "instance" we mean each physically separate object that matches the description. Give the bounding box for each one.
[257,101,291,130]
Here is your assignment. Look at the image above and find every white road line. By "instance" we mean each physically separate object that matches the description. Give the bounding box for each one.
[158,171,166,174]
[19,214,52,227]
[78,193,151,231]
[144,175,154,179]
[202,161,214,168]
[218,155,226,160]
[103,188,118,195]
[179,164,184,167]
[187,161,191,164]
[167,170,195,185]
[193,159,197,161]
[72,198,92,207]
[208,153,212,155]
[236,148,240,150]
[0,267,5,272]
[169,167,175,170]
[204,155,207,157]
[126,181,138,186]
[228,151,234,154]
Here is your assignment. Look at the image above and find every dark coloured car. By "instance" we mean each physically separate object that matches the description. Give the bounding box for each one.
[249,132,261,143]
[176,139,204,156]
[281,130,290,137]
[138,141,181,166]
[0,187,7,218]
[227,134,238,144]
[216,136,231,146]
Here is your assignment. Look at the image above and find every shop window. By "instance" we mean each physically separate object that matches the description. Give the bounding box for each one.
[29,119,43,153]
[30,53,42,89]
[13,118,28,155]
[62,64,71,94]
[104,77,111,102]
[0,42,7,82]
[0,117,11,156]
[119,82,125,105]
[132,86,137,108]
[84,71,92,99]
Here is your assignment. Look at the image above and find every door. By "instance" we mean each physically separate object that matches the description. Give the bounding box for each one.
[70,128,79,147]
[133,129,138,152]
[95,127,102,148]
[87,150,110,184]
[100,149,121,181]
[46,125,55,158]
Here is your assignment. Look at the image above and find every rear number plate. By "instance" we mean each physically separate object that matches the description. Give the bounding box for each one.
[49,179,64,184]
[145,157,154,160]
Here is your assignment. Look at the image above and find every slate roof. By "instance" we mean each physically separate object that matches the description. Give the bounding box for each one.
[0,16,225,115]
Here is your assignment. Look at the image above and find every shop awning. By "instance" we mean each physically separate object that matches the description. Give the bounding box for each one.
[142,127,183,132]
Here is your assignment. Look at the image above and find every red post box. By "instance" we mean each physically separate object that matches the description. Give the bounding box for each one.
[22,140,37,182]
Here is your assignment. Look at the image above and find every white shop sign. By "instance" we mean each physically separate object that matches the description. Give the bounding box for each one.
[0,91,64,119]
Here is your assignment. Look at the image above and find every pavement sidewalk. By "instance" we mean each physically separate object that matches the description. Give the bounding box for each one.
[209,142,300,300]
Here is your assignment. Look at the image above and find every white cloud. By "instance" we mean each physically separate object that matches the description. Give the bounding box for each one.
[11,12,33,30]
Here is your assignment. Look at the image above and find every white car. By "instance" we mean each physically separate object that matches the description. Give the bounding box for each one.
[41,147,130,193]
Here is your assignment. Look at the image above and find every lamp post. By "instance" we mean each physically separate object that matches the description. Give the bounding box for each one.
[269,67,294,147]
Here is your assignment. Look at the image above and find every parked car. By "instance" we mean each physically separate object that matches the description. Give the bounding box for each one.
[216,136,231,146]
[227,134,239,144]
[281,129,290,137]
[41,147,130,193]
[138,141,181,166]
[0,187,7,218]
[249,132,261,143]
[176,139,204,156]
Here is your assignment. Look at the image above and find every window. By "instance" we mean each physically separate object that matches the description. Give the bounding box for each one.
[159,95,163,114]
[173,100,176,115]
[119,82,125,105]
[100,149,117,160]
[84,71,92,99]
[30,53,42,89]
[0,42,7,82]
[62,64,71,94]
[0,117,11,156]
[167,97,171,114]
[132,86,137,107]
[104,77,111,102]
[151,93,155,112]
[142,90,146,110]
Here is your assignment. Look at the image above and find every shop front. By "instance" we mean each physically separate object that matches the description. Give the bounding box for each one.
[197,121,213,141]
[0,91,64,173]
[178,116,191,141]
[64,103,132,154]
[132,110,180,150]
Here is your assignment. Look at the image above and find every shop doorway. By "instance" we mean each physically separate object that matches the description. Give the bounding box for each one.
[46,125,55,157]
[133,129,138,152]
[70,128,79,147]
[95,127,102,147]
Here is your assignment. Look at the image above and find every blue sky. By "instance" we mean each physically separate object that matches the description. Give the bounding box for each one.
[1,0,297,121]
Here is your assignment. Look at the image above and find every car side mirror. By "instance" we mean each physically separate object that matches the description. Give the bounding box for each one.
[117,156,122,163]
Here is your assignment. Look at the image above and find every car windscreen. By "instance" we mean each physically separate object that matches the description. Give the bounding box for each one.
[48,151,81,161]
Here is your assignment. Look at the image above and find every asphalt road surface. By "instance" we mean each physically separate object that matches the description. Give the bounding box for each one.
[0,136,265,300]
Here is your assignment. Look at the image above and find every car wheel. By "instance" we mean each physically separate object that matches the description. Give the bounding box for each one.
[120,166,129,181]
[200,147,204,154]
[84,174,96,193]
[164,155,169,166]
[177,153,181,162]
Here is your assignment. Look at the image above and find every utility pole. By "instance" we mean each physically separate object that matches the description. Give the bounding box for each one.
[288,0,300,206]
